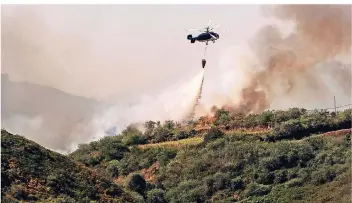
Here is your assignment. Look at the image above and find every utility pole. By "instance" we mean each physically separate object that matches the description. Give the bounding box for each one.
[334,96,337,114]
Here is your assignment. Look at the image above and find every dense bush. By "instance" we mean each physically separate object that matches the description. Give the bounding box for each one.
[245,183,271,196]
[120,125,146,146]
[123,134,147,146]
[153,134,350,202]
[127,173,147,195]
[67,108,351,203]
[100,138,130,161]
[106,160,120,178]
[210,108,350,133]
[70,136,130,166]
[344,133,351,146]
[140,120,198,143]
[204,127,224,143]
[146,188,167,203]
[1,130,134,202]
[264,109,352,141]
[118,147,177,176]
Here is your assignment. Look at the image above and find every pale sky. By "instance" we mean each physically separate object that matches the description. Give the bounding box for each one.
[2,5,291,103]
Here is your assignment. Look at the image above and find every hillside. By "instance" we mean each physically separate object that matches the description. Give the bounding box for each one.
[1,107,350,202]
[70,107,351,203]
[1,130,135,203]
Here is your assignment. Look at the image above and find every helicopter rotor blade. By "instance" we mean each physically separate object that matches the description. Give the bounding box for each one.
[185,28,202,32]
[211,24,220,30]
[209,33,217,39]
[207,18,212,27]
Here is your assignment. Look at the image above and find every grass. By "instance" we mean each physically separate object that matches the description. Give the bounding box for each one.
[137,128,272,150]
[225,128,273,135]
[137,136,203,149]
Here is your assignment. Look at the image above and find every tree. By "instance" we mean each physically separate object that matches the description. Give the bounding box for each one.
[99,137,129,161]
[106,160,120,178]
[127,173,147,195]
[344,133,351,146]
[255,110,274,127]
[146,189,167,203]
[123,135,147,146]
[144,121,156,139]
[152,126,171,143]
[163,120,175,130]
[122,125,146,146]
[204,127,224,143]
[274,119,304,140]
[214,109,230,126]
[231,177,244,190]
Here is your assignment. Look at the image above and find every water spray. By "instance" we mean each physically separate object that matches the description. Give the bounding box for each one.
[185,69,205,121]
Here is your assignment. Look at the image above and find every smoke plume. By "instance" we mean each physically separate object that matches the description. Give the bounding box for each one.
[185,69,205,121]
[220,5,351,113]
[81,70,205,142]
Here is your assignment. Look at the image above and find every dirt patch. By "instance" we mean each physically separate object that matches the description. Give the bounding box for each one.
[114,176,125,185]
[323,129,351,140]
[140,162,159,184]
[26,178,46,195]
[114,162,160,186]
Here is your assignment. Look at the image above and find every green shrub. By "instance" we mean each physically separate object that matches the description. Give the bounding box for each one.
[106,160,120,178]
[64,108,352,203]
[205,172,231,194]
[53,194,76,203]
[204,127,224,143]
[311,166,337,185]
[256,170,275,185]
[100,138,130,161]
[173,130,188,140]
[123,135,147,146]
[127,173,147,194]
[230,177,244,190]
[284,178,303,188]
[12,185,29,200]
[255,110,275,126]
[259,156,283,171]
[344,133,351,146]
[146,188,167,203]
[273,119,304,140]
[273,170,288,184]
[128,191,145,203]
[245,183,271,197]
[105,183,123,197]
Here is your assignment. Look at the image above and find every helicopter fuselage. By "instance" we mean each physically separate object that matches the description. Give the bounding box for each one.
[187,31,219,44]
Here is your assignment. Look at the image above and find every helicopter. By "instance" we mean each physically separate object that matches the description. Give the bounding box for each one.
[186,19,220,46]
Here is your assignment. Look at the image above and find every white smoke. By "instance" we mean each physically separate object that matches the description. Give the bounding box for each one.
[71,70,205,147]
[2,115,43,132]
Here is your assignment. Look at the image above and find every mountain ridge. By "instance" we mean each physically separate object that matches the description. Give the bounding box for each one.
[1,129,136,203]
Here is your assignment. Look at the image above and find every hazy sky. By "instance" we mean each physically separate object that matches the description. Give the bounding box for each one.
[2,5,292,103]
